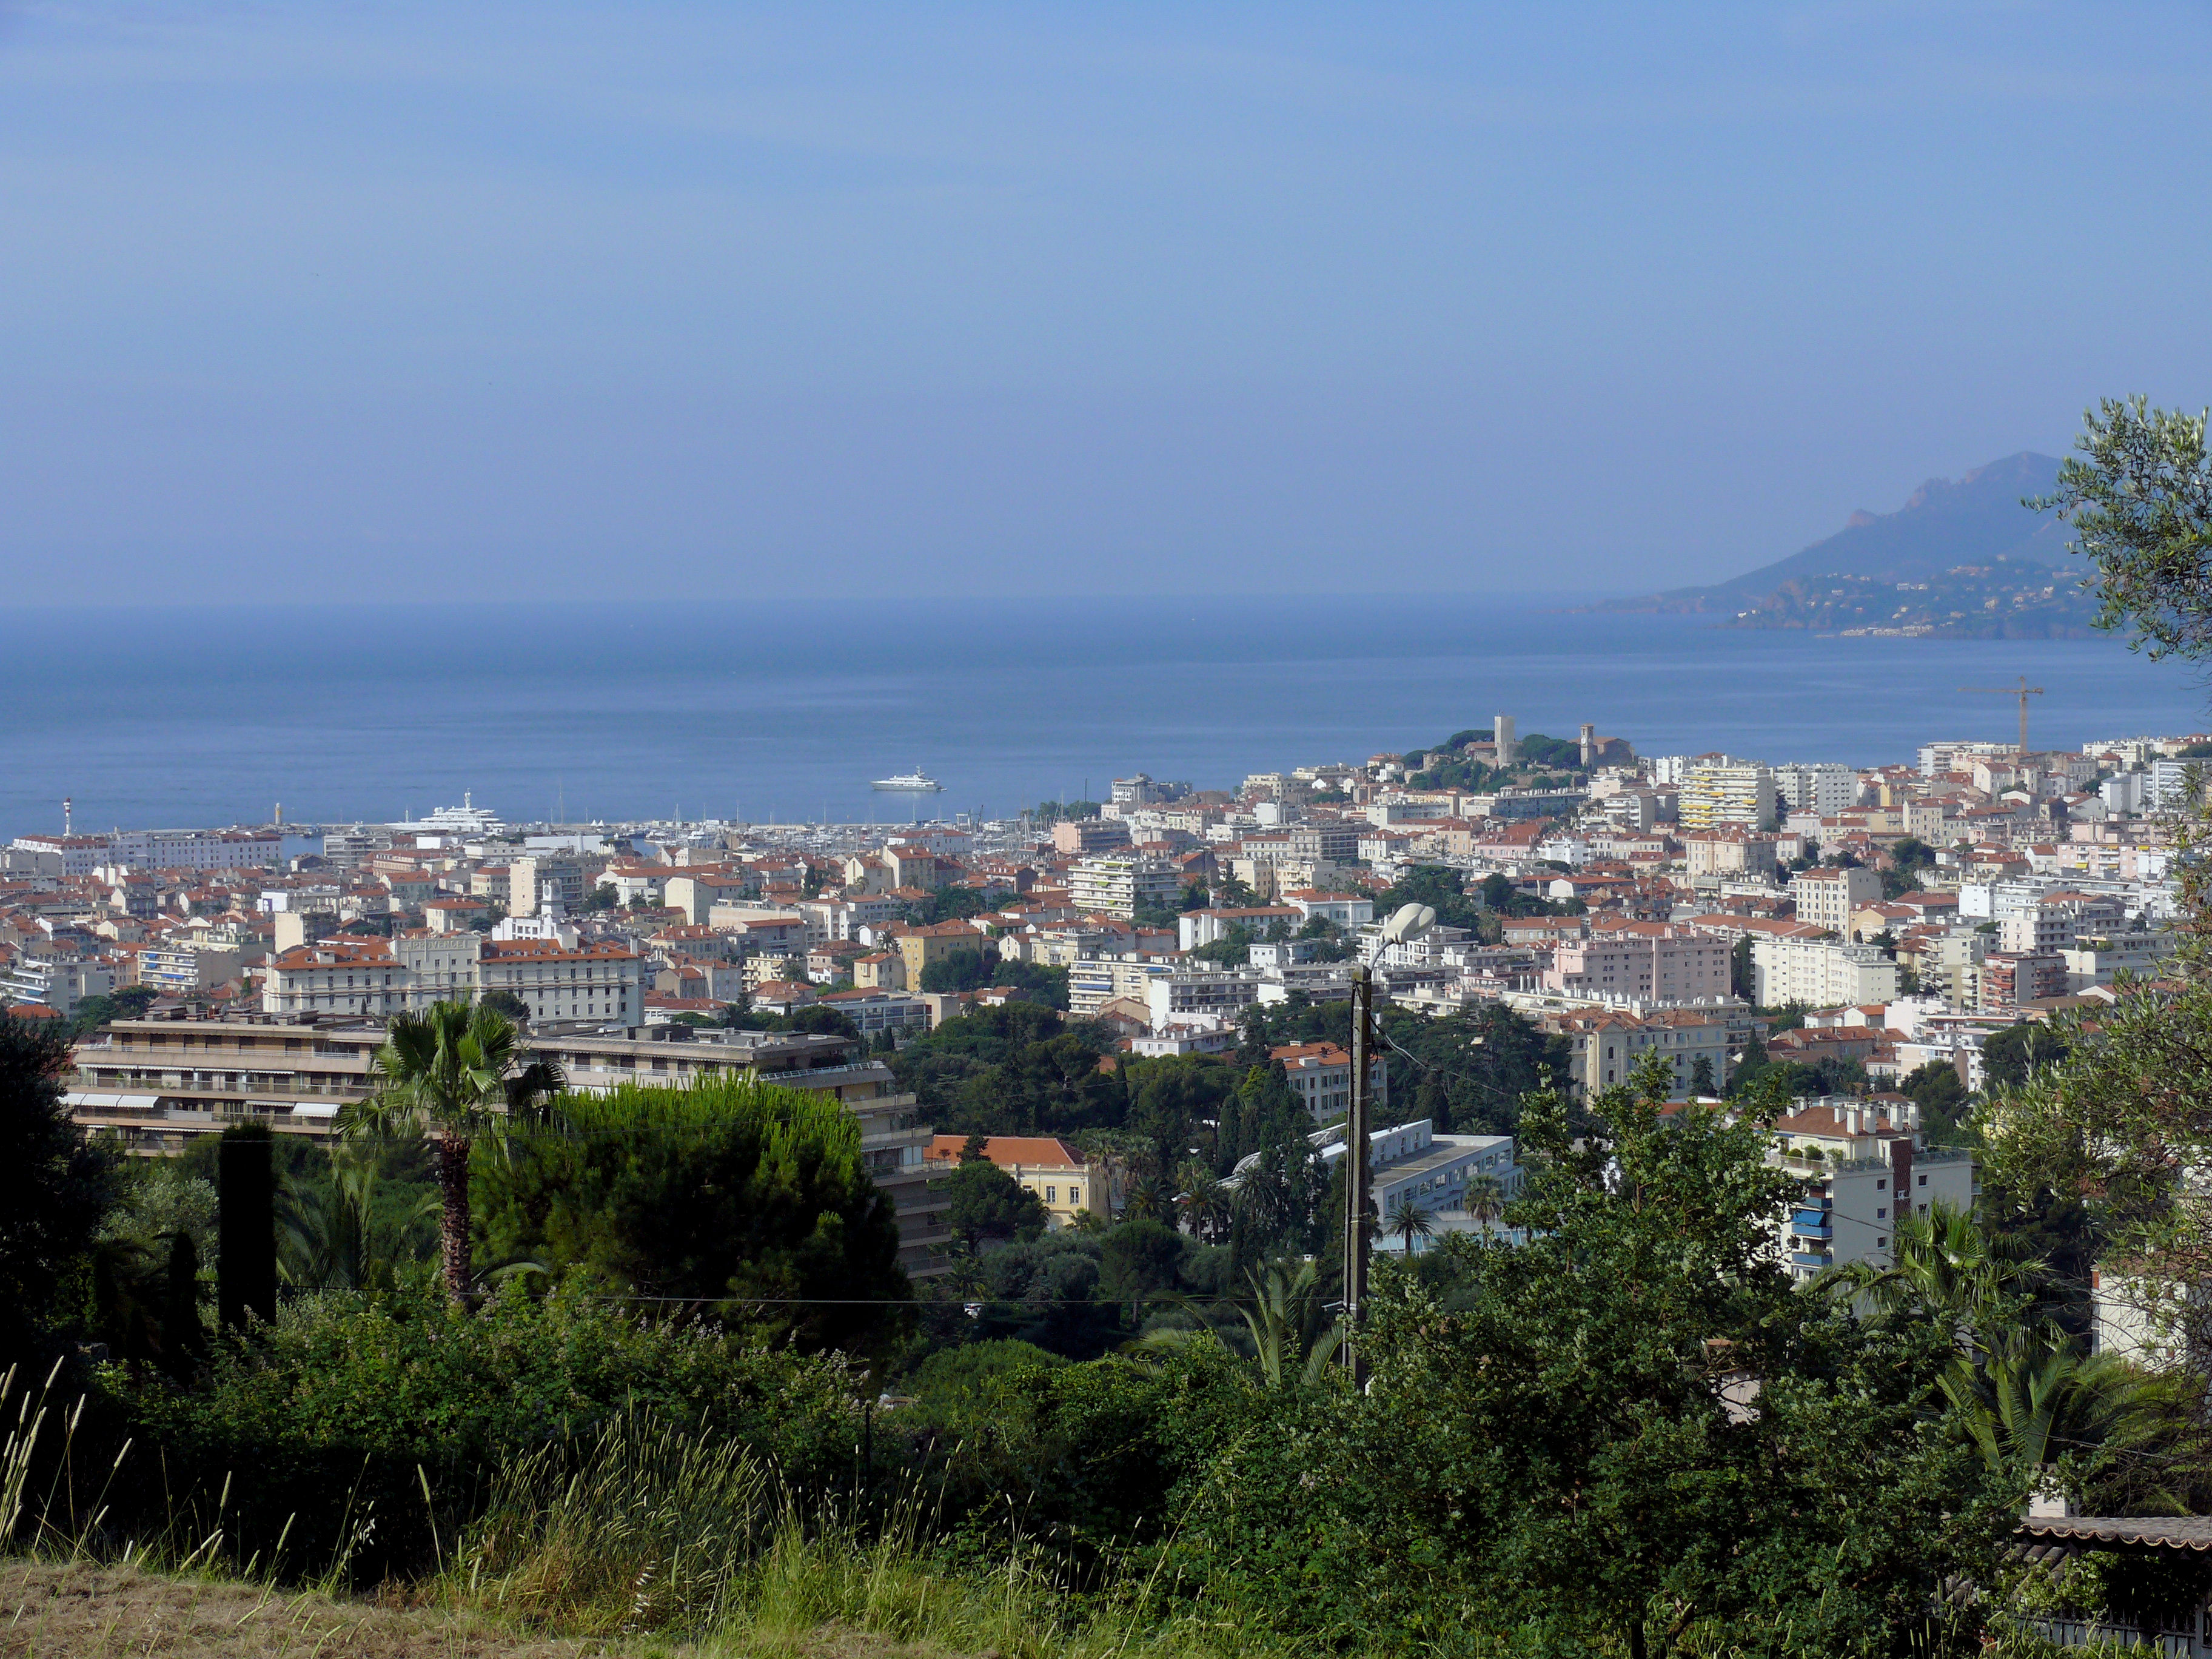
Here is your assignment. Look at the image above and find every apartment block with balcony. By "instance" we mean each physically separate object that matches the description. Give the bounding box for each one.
[1767,1096,1977,1281]
[67,1016,953,1276]
[1751,936,1900,1007]
[1068,853,1182,919]
[1679,763,1777,830]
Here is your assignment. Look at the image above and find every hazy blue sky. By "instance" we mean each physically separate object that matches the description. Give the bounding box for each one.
[4,2,2209,601]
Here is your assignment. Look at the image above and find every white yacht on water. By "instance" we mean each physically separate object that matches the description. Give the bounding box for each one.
[871,767,945,793]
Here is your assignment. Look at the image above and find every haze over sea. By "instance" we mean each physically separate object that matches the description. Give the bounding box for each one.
[6,598,2205,837]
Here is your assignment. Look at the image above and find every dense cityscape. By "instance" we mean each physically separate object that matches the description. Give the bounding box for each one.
[8,714,2196,1302]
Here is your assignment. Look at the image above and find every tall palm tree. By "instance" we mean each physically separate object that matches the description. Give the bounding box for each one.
[341,1000,563,1297]
[1843,1199,2038,1342]
[1384,1193,1435,1257]
[1176,1167,1232,1243]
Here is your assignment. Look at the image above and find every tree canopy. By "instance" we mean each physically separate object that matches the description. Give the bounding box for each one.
[473,1073,911,1356]
[0,1013,122,1357]
[2037,395,2212,660]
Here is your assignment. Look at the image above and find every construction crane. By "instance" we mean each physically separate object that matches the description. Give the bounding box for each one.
[1958,675,2046,756]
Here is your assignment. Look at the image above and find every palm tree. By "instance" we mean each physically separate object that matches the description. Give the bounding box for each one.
[1939,1321,2136,1488]
[278,1143,438,1292]
[1463,1173,1506,1230]
[1234,1258,1344,1389]
[1176,1167,1232,1243]
[341,1000,563,1297]
[1384,1193,1435,1257]
[1122,1174,1168,1223]
[1146,1258,1344,1389]
[1843,1199,2037,1340]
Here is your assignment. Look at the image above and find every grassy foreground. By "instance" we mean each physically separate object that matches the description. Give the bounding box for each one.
[1,1555,1070,1659]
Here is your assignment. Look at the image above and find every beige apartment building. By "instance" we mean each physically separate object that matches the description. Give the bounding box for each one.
[1542,925,1731,1004]
[1789,866,1883,936]
[1683,828,1779,882]
[263,933,645,1026]
[66,1014,951,1277]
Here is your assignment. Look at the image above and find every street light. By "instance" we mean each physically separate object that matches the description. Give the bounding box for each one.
[1344,902,1436,1381]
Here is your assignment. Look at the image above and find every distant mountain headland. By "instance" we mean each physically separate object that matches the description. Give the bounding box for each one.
[1604,452,2103,638]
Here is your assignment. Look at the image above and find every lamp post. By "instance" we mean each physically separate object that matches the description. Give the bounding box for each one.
[1343,900,1435,1383]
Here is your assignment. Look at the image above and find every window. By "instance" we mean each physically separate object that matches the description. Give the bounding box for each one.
[1917,1174,1927,1186]
[1877,1207,1887,1219]
[1875,1178,1886,1190]
[1045,1186,1057,1204]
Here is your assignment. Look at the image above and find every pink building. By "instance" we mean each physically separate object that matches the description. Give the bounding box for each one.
[1543,924,1731,1005]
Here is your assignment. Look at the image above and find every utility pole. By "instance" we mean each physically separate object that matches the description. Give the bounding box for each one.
[1958,675,2046,756]
[1342,961,1373,1384]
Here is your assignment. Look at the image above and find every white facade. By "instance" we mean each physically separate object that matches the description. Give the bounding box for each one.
[1772,763,1861,816]
[1069,854,1182,919]
[1768,1098,1978,1281]
[1751,936,1900,1007]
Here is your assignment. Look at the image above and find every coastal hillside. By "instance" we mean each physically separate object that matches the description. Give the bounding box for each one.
[1614,451,2101,636]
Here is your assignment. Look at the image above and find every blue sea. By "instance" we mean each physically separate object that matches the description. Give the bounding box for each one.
[2,598,2205,835]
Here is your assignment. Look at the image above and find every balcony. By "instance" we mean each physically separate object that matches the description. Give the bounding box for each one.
[1789,1209,1832,1238]
[1789,1250,1832,1269]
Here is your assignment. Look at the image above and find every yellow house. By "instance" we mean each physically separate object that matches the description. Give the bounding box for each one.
[889,921,989,987]
[926,1135,1109,1228]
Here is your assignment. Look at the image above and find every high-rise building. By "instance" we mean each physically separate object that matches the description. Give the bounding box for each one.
[1678,763,1777,830]
[1772,763,1861,816]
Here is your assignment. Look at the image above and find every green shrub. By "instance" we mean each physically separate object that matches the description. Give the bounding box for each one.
[106,1281,866,1581]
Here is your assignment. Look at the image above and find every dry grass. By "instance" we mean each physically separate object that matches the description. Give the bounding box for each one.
[0,1561,976,1659]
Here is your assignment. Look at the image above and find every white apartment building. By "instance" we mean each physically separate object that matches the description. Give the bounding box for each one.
[10,835,118,880]
[1772,763,1861,816]
[115,830,286,873]
[15,829,287,875]
[1919,740,2015,778]
[0,957,116,1016]
[1298,1118,1521,1248]
[1542,927,1731,1004]
[1144,969,1265,1029]
[1068,957,1173,1017]
[1751,936,1900,1007]
[1069,853,1182,919]
[1769,1098,1977,1280]
[1789,866,1883,934]
[1678,764,1777,830]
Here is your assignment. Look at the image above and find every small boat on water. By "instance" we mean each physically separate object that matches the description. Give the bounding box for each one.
[872,767,945,793]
